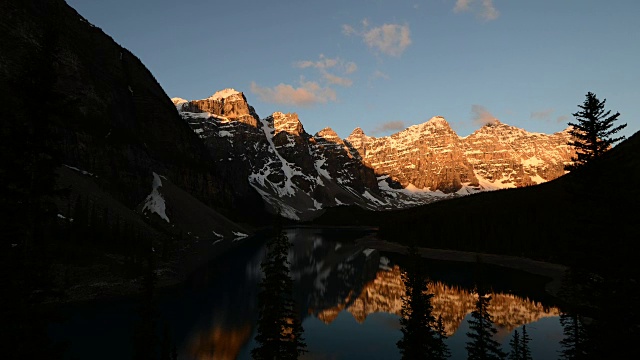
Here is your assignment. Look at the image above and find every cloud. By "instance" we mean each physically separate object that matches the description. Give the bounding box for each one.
[530,108,555,121]
[342,21,412,57]
[342,24,356,36]
[250,80,336,107]
[363,24,412,57]
[345,62,358,74]
[556,115,570,124]
[372,70,390,80]
[471,104,498,126]
[294,55,356,87]
[371,120,406,135]
[322,71,353,87]
[454,0,473,12]
[480,0,499,21]
[294,55,339,70]
[453,0,500,21]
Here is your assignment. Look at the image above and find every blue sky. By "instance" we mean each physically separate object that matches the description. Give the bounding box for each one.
[66,0,640,139]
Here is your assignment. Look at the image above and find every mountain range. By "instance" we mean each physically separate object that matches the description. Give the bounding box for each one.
[172,89,575,221]
[2,0,636,266]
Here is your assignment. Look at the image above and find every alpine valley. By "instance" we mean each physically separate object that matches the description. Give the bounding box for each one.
[3,1,640,359]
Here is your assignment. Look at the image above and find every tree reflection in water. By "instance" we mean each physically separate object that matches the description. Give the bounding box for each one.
[397,245,450,359]
[251,228,307,360]
[180,230,563,359]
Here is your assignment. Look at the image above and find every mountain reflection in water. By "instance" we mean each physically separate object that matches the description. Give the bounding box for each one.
[183,228,561,360]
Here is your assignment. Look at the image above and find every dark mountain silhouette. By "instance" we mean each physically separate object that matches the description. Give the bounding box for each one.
[0,0,265,226]
[364,129,640,264]
[0,0,264,304]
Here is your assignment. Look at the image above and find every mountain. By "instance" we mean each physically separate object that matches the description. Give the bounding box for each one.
[376,129,640,263]
[175,91,575,220]
[0,0,262,231]
[347,117,574,194]
[175,90,387,221]
[0,0,261,305]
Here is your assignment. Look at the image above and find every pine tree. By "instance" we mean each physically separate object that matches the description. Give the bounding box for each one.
[252,228,306,360]
[434,315,451,360]
[565,92,627,170]
[397,245,449,359]
[559,312,588,360]
[520,325,532,360]
[465,286,506,360]
[507,330,521,360]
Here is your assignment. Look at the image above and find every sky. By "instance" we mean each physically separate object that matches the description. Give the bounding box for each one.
[66,0,640,140]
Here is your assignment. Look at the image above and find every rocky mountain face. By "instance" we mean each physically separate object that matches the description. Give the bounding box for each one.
[462,120,574,188]
[346,117,479,193]
[175,91,387,221]
[347,118,574,194]
[175,91,575,220]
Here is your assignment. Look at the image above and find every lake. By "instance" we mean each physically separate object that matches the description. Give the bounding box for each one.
[50,227,564,359]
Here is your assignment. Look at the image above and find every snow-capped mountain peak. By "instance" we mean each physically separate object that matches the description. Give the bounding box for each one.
[171,97,188,110]
[207,88,240,101]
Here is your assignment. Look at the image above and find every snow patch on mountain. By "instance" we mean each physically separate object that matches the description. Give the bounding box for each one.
[142,172,170,223]
[208,88,240,100]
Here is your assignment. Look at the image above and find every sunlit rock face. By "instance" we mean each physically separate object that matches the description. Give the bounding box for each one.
[347,117,575,193]
[317,265,560,336]
[461,121,574,187]
[273,111,305,136]
[176,88,260,127]
[346,117,479,193]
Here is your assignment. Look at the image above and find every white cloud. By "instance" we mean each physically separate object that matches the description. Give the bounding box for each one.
[363,24,412,57]
[471,104,498,126]
[250,80,337,107]
[294,55,357,87]
[556,115,570,124]
[372,70,390,80]
[530,108,555,121]
[342,21,412,57]
[453,0,500,21]
[342,24,356,36]
[371,120,406,135]
[322,71,353,87]
[480,0,499,21]
[345,62,358,74]
[454,0,473,13]
[294,55,339,70]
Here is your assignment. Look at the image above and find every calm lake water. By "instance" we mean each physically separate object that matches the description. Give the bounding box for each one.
[50,227,564,359]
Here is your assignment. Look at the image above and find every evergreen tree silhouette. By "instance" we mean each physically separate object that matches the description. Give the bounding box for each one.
[397,245,449,359]
[252,227,306,360]
[565,92,626,170]
[465,285,506,360]
[435,315,451,359]
[507,330,520,360]
[508,325,532,360]
[520,325,532,360]
[559,312,587,360]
